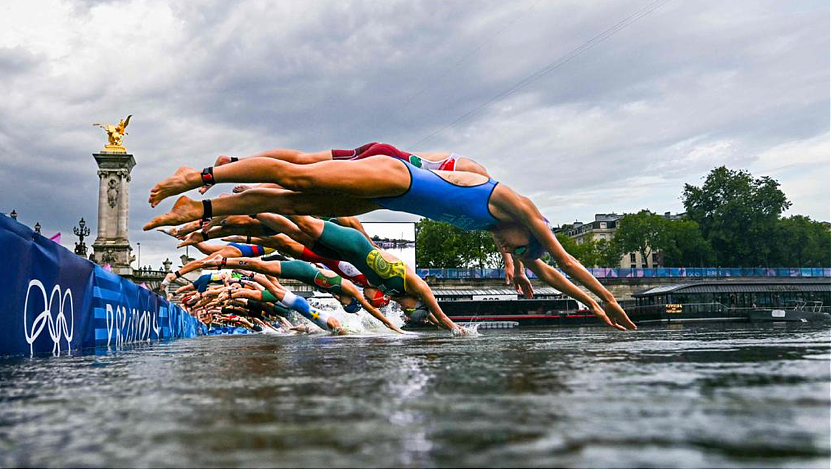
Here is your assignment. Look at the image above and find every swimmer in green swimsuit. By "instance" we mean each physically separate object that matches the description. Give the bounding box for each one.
[146,155,636,331]
[198,254,405,334]
[209,216,460,332]
[284,216,463,333]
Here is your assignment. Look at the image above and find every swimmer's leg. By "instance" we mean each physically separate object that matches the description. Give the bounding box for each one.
[199,150,333,194]
[280,290,345,334]
[228,149,333,166]
[148,156,409,207]
[256,213,315,245]
[191,241,229,256]
[144,191,380,230]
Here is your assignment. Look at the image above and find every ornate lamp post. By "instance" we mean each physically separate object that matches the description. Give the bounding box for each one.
[10,209,17,221]
[74,217,90,257]
[34,222,41,235]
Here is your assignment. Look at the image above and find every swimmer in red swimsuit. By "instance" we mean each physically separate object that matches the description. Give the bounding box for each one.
[198,141,489,196]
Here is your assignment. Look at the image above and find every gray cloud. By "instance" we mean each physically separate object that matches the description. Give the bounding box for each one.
[0,0,827,269]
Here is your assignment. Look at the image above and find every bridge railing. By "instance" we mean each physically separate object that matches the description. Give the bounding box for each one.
[416,267,832,280]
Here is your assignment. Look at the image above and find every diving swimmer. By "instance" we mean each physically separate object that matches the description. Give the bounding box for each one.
[146,155,636,331]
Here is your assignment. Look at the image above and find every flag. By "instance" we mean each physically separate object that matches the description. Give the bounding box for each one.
[49,232,61,244]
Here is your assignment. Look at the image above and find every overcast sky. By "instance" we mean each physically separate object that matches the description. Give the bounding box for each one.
[0,0,828,270]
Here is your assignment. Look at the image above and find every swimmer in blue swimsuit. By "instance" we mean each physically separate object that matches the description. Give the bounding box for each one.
[146,155,636,331]
[160,239,274,291]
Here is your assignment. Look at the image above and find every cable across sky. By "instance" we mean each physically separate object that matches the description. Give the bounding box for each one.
[409,0,675,149]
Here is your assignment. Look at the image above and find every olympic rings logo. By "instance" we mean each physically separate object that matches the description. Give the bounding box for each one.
[23,279,74,356]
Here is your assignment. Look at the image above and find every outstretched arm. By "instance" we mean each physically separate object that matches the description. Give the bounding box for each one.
[202,255,281,277]
[334,217,375,245]
[406,275,464,334]
[525,258,627,330]
[342,281,405,334]
[174,282,196,294]
[500,192,635,330]
[510,254,534,299]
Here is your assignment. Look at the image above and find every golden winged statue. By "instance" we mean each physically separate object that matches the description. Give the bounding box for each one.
[93,115,132,153]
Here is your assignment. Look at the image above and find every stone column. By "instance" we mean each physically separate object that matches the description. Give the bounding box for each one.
[116,169,131,242]
[91,152,136,277]
[96,170,109,240]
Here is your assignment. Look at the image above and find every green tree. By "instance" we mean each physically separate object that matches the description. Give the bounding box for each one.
[597,238,625,267]
[683,166,790,266]
[555,233,621,268]
[415,219,465,267]
[459,229,502,268]
[771,216,831,267]
[607,211,713,267]
[612,210,666,265]
[415,219,500,268]
[660,219,714,266]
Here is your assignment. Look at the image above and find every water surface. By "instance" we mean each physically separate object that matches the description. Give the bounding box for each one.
[0,322,828,468]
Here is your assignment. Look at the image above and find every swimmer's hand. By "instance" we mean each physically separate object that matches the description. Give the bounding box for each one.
[603,300,637,331]
[451,325,471,336]
[157,228,178,238]
[514,271,535,299]
[177,231,204,248]
[388,325,408,335]
[200,253,225,268]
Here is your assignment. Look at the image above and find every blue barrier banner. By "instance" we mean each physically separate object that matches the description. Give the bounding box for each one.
[0,214,202,356]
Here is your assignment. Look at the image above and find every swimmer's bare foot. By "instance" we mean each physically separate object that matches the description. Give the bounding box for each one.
[149,166,201,208]
[177,231,204,248]
[233,185,252,194]
[202,216,229,232]
[143,196,203,230]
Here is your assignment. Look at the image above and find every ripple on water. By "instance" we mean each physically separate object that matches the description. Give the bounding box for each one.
[0,322,828,468]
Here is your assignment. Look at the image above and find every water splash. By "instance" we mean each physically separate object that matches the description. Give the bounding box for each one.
[457,323,482,337]
[307,296,406,336]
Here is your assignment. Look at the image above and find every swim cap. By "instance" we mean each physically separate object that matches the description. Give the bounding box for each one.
[513,218,549,260]
[344,297,361,313]
[368,289,391,308]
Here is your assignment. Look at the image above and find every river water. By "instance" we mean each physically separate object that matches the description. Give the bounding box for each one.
[0,322,828,468]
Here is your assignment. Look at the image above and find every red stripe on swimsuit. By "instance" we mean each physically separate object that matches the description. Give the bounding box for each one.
[299,247,370,287]
[331,142,410,161]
